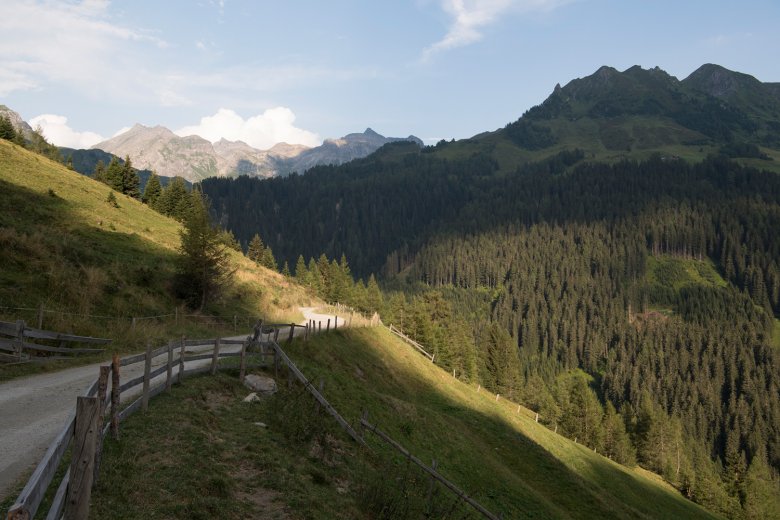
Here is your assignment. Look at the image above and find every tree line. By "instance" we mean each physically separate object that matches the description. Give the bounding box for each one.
[202,147,780,517]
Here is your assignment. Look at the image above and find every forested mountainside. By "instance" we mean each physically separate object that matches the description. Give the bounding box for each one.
[202,64,780,517]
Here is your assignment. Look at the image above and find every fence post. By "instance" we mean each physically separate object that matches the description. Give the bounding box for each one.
[427,459,438,514]
[318,321,322,333]
[239,340,247,383]
[142,342,152,412]
[37,303,44,329]
[326,319,330,332]
[334,316,338,330]
[174,307,178,325]
[273,346,280,379]
[358,409,369,441]
[93,365,109,484]
[15,319,25,361]
[64,396,99,520]
[131,317,136,331]
[288,323,295,345]
[273,328,280,343]
[110,354,120,439]
[166,341,174,392]
[179,335,186,383]
[211,338,221,375]
[233,315,237,332]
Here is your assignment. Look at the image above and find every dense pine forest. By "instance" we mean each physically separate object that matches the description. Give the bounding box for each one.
[203,145,780,517]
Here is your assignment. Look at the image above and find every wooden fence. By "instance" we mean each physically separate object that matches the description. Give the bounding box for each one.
[5,313,502,519]
[387,324,435,362]
[0,321,110,364]
[358,413,502,520]
[2,316,335,520]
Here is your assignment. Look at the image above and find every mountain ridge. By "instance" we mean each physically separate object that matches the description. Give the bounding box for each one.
[93,125,423,182]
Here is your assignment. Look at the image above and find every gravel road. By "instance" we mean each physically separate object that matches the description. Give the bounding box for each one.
[0,307,342,502]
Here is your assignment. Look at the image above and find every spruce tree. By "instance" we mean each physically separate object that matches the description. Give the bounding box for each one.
[104,157,124,192]
[143,173,162,205]
[0,115,17,141]
[246,234,265,263]
[174,193,233,310]
[121,155,141,199]
[93,160,107,183]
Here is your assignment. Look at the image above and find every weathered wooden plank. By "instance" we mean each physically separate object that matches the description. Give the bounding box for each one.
[22,329,111,344]
[119,352,145,367]
[0,321,19,336]
[181,353,214,362]
[119,373,144,394]
[0,338,104,355]
[44,471,69,520]
[141,342,152,412]
[150,344,169,359]
[184,338,217,347]
[110,354,120,439]
[178,336,185,384]
[210,338,220,375]
[93,366,110,485]
[166,342,174,392]
[64,396,99,520]
[6,414,75,519]
[147,363,169,380]
[239,341,247,383]
[218,338,247,345]
[117,396,142,423]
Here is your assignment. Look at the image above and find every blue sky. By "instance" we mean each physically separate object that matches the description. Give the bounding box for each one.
[1,0,778,149]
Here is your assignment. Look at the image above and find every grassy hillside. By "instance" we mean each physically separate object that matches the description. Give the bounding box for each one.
[86,327,719,519]
[0,139,316,376]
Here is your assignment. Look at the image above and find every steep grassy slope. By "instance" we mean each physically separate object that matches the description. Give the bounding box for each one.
[87,327,718,519]
[0,139,316,375]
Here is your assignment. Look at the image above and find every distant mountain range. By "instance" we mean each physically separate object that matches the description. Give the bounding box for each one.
[0,105,34,139]
[92,125,423,182]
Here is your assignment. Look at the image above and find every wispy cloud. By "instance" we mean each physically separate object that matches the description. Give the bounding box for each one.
[422,0,570,61]
[0,0,166,97]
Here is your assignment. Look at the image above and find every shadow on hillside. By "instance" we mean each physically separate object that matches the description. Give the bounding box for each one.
[284,328,714,520]
[0,180,179,316]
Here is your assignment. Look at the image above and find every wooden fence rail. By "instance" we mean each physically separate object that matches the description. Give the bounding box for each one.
[359,416,502,520]
[4,317,355,519]
[0,320,111,364]
[268,340,366,446]
[387,324,435,362]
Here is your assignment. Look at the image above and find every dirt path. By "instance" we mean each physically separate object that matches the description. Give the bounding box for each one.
[0,308,350,502]
[0,336,250,502]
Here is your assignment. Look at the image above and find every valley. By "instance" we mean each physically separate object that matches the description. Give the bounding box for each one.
[2,61,780,519]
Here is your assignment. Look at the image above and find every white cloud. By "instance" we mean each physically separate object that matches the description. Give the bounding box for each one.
[0,0,165,98]
[175,108,322,150]
[422,0,570,61]
[29,114,104,148]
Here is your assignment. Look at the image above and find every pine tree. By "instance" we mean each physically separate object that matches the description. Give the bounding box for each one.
[366,274,383,312]
[246,234,265,263]
[153,177,189,219]
[93,160,107,183]
[142,173,162,206]
[104,157,124,192]
[261,246,277,271]
[282,261,291,278]
[174,193,233,310]
[0,115,17,141]
[294,255,309,284]
[121,155,141,199]
[484,323,521,397]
